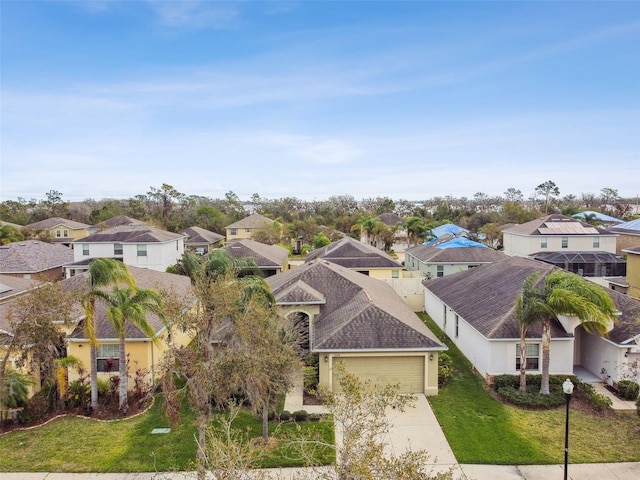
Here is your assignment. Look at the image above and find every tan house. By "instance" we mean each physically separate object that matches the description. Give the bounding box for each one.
[24,217,91,245]
[222,239,289,277]
[623,246,640,299]
[66,266,194,386]
[225,213,276,242]
[0,240,73,281]
[606,219,640,256]
[266,259,446,395]
[305,236,403,279]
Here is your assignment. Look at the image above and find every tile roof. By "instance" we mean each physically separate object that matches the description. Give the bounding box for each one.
[406,239,505,264]
[267,259,444,351]
[423,256,640,345]
[305,236,402,269]
[223,239,288,267]
[182,226,224,245]
[25,217,90,230]
[226,213,275,229]
[77,225,185,244]
[0,240,74,274]
[67,266,194,341]
[502,214,606,236]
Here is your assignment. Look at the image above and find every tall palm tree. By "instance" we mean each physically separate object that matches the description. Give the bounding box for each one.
[93,286,163,412]
[81,259,135,412]
[518,269,617,395]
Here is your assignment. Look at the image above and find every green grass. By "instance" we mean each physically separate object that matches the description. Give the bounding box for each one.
[0,397,334,472]
[420,312,640,465]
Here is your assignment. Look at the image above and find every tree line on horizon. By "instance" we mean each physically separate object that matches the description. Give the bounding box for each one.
[1,182,637,250]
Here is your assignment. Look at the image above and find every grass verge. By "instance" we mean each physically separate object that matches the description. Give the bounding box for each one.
[421,312,640,464]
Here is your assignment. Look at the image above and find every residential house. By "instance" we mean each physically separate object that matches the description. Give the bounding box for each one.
[181,226,224,255]
[64,225,186,277]
[66,266,194,386]
[305,236,403,279]
[502,214,624,278]
[23,217,91,245]
[266,259,446,395]
[0,275,39,303]
[89,215,146,234]
[423,256,640,386]
[360,213,407,251]
[222,239,288,277]
[405,236,505,279]
[0,240,73,281]
[623,246,640,299]
[606,218,640,256]
[225,213,276,242]
[428,223,469,240]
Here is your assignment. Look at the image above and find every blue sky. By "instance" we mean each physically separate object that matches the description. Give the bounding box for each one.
[1,1,639,203]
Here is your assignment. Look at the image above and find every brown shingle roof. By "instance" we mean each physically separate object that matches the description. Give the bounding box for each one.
[77,225,185,244]
[223,239,288,268]
[226,213,275,229]
[67,266,194,341]
[267,260,444,351]
[305,236,402,269]
[0,275,39,302]
[405,241,505,264]
[182,226,224,246]
[25,217,90,230]
[93,215,145,228]
[0,240,74,274]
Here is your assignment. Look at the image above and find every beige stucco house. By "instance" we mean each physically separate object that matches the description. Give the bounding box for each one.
[24,217,91,246]
[305,236,403,279]
[623,246,640,299]
[225,213,276,242]
[222,238,289,277]
[606,219,640,256]
[181,226,224,255]
[266,259,446,396]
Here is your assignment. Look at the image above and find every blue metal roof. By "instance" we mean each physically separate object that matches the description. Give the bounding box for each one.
[572,211,623,223]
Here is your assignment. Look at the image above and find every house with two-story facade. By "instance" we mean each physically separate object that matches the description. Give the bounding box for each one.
[24,217,91,246]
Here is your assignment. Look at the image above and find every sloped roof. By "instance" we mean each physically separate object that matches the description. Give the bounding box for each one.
[305,236,401,269]
[0,240,74,274]
[423,256,640,345]
[222,239,288,268]
[226,213,275,229]
[68,266,194,341]
[623,246,640,255]
[94,215,145,228]
[377,213,403,226]
[25,217,90,230]
[275,279,326,305]
[607,218,640,235]
[0,274,39,302]
[502,214,606,236]
[531,251,626,265]
[406,238,505,264]
[182,226,224,245]
[267,260,444,351]
[77,225,185,244]
[430,223,469,238]
[572,211,623,223]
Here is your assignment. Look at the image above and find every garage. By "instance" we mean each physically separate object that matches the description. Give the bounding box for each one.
[332,355,425,394]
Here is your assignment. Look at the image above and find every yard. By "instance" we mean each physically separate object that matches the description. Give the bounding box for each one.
[420,313,640,465]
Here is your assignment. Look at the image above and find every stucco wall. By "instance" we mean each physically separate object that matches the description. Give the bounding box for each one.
[503,232,617,257]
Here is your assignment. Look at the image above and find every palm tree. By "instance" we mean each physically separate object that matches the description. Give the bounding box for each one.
[518,269,617,395]
[94,286,163,412]
[81,259,135,412]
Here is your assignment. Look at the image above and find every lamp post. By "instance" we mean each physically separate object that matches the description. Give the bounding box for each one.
[563,378,574,480]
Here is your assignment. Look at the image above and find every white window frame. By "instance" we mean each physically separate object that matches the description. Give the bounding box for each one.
[516,343,540,371]
[561,236,568,249]
[593,236,600,248]
[436,265,444,278]
[96,344,119,372]
[540,236,548,248]
[82,244,89,256]
[137,244,147,257]
[114,243,123,256]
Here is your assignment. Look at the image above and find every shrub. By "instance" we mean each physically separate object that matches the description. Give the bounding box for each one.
[67,380,91,410]
[303,365,318,391]
[636,397,640,418]
[497,386,565,408]
[19,389,53,424]
[293,409,308,422]
[493,374,519,391]
[617,380,639,400]
[438,353,453,386]
[280,410,291,422]
[576,383,612,411]
[309,413,322,422]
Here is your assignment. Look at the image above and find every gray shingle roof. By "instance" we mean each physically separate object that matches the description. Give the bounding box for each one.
[226,213,275,229]
[0,240,74,274]
[405,241,505,264]
[267,260,444,352]
[77,225,185,244]
[93,215,145,228]
[0,275,39,302]
[305,236,402,269]
[25,217,90,230]
[502,214,606,236]
[423,256,640,345]
[67,266,194,341]
[182,226,224,245]
[223,239,288,268]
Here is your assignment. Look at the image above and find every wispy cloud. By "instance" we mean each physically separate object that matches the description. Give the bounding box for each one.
[146,0,242,29]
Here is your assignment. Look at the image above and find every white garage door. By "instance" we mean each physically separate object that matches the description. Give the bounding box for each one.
[332,356,425,394]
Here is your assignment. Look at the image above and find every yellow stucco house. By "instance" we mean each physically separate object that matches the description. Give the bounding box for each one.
[623,246,640,299]
[266,259,446,396]
[225,213,276,242]
[305,235,403,279]
[24,217,91,246]
[222,238,289,277]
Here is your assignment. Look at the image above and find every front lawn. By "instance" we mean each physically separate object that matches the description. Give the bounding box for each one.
[421,313,640,465]
[0,397,334,473]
